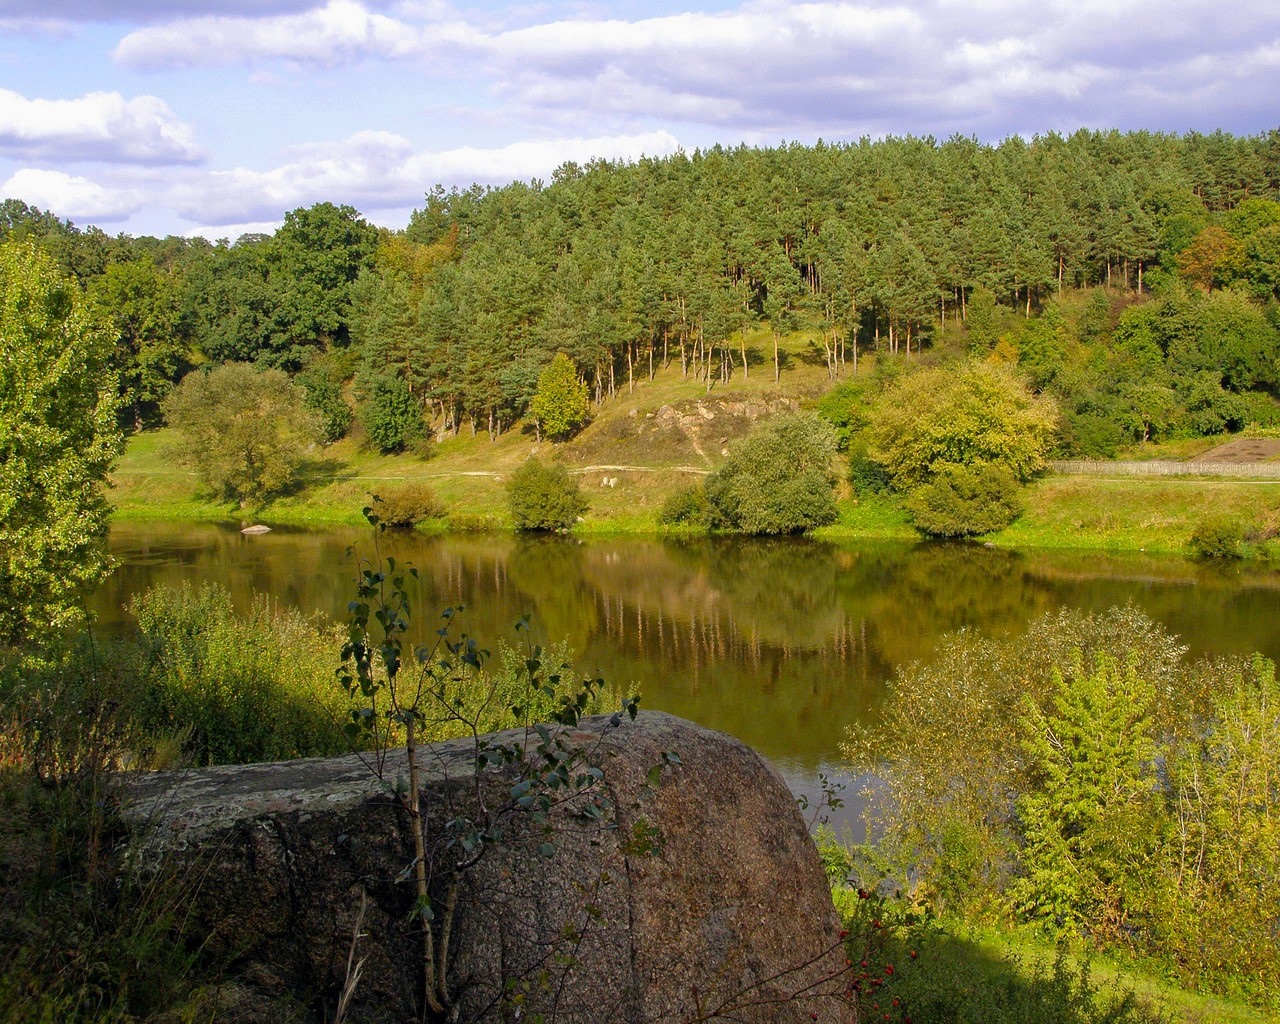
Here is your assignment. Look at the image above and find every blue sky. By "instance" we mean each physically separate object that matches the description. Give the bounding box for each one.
[2,0,1279,239]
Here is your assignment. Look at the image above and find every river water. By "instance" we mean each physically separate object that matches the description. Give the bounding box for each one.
[98,521,1280,832]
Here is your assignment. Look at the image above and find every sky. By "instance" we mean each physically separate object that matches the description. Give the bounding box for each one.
[2,0,1279,240]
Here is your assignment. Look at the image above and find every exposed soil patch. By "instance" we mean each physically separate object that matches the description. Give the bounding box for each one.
[1190,438,1280,463]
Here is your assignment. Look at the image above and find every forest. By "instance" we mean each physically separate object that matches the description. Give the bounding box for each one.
[5,127,1280,462]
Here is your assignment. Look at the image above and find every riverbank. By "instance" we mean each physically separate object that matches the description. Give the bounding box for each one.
[111,427,1280,558]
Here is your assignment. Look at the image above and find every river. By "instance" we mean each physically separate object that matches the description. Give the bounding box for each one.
[98,521,1280,833]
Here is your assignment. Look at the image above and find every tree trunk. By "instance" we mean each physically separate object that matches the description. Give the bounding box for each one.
[773,331,780,383]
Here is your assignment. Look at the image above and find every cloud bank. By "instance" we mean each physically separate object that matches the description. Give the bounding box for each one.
[0,89,203,164]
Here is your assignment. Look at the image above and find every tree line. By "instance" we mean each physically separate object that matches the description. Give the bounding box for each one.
[5,127,1280,452]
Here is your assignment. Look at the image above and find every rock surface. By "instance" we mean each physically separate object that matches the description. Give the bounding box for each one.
[125,711,850,1024]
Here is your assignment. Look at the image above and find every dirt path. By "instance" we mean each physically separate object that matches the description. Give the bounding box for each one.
[1192,438,1280,463]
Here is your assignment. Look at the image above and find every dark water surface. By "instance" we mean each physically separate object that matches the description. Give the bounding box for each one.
[99,521,1280,826]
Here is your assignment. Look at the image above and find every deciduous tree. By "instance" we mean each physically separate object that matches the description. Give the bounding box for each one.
[163,363,318,508]
[0,240,122,653]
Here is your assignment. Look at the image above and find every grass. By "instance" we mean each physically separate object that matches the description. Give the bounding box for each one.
[924,919,1276,1024]
[996,475,1280,556]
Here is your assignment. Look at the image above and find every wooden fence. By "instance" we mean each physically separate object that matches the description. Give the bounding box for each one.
[1049,460,1280,479]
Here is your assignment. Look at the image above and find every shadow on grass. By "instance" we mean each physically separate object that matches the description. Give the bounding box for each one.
[885,930,1168,1024]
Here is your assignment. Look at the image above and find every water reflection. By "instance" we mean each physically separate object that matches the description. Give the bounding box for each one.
[99,522,1280,775]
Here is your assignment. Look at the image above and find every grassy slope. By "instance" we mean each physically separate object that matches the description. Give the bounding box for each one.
[111,327,1280,557]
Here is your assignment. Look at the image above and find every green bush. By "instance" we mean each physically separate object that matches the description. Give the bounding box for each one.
[1187,515,1245,559]
[843,606,1280,1008]
[360,372,426,454]
[657,484,709,527]
[296,359,353,443]
[448,512,498,532]
[372,483,443,528]
[905,464,1023,538]
[705,414,838,535]
[866,361,1059,490]
[130,583,352,764]
[506,458,588,531]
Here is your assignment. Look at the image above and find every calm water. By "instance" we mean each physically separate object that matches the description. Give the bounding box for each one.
[98,521,1280,826]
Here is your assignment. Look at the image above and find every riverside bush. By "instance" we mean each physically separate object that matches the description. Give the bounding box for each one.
[1187,515,1245,558]
[704,413,838,534]
[506,457,587,531]
[657,483,709,527]
[373,483,443,528]
[131,583,353,764]
[905,464,1023,537]
[843,607,1280,1009]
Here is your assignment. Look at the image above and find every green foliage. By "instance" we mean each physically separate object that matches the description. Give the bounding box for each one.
[657,483,710,527]
[906,464,1023,537]
[506,457,588,531]
[843,606,1188,916]
[1013,656,1161,934]
[372,483,443,528]
[87,257,190,429]
[844,607,1280,1008]
[131,583,352,764]
[530,352,589,441]
[966,287,1003,352]
[296,356,353,443]
[1156,656,1280,1000]
[162,362,319,508]
[359,371,426,454]
[866,361,1059,491]
[0,240,122,655]
[814,380,871,450]
[704,413,838,534]
[1187,515,1246,559]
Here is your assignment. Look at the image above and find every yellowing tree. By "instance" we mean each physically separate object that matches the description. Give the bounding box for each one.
[0,240,122,654]
[529,352,589,442]
[866,361,1059,490]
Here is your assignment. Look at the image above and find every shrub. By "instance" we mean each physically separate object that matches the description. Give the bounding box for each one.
[130,583,352,764]
[1187,515,1245,559]
[296,358,353,443]
[448,512,498,532]
[905,464,1023,538]
[360,372,426,454]
[657,484,709,527]
[373,483,443,528]
[506,458,588,531]
[705,414,839,535]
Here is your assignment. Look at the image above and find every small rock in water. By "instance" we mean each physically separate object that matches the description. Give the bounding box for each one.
[241,524,272,535]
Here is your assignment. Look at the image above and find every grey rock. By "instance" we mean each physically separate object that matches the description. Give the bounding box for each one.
[125,712,850,1024]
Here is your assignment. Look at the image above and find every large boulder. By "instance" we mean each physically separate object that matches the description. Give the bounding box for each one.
[125,711,850,1023]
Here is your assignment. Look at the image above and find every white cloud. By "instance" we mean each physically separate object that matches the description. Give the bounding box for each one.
[0,89,203,165]
[113,0,469,70]
[1,168,142,222]
[165,128,683,226]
